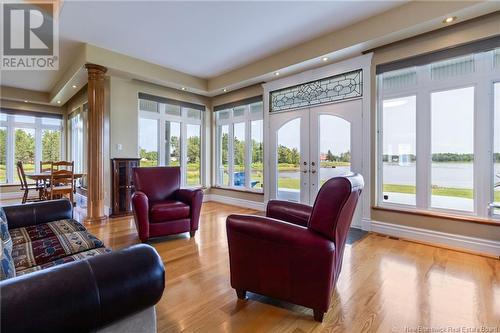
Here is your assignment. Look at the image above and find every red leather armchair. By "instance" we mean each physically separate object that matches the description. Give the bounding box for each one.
[226,173,364,322]
[131,167,203,242]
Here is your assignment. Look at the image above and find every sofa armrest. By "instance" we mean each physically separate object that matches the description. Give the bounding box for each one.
[266,200,312,227]
[131,191,150,242]
[0,244,165,333]
[175,188,203,231]
[3,199,73,229]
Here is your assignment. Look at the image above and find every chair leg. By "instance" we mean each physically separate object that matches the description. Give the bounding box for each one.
[190,230,196,237]
[236,289,246,300]
[22,189,28,204]
[313,310,324,322]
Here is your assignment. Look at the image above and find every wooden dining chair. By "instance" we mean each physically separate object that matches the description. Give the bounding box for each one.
[40,161,52,173]
[45,161,75,203]
[16,161,45,204]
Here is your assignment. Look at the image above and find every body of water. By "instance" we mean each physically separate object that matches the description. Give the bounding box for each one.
[278,162,499,189]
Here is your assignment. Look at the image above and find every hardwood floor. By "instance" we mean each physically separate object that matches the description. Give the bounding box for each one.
[0,197,496,332]
[77,202,500,332]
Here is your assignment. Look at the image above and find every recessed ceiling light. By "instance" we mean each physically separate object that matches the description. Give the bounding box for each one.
[57,100,61,104]
[72,85,77,89]
[443,16,456,24]
[181,87,186,91]
[24,100,28,103]
[223,88,227,92]
[274,72,280,76]
[322,57,329,62]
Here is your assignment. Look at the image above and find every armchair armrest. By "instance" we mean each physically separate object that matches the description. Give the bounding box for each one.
[266,200,312,227]
[227,214,333,252]
[131,191,150,242]
[0,244,165,333]
[175,188,203,231]
[2,199,73,229]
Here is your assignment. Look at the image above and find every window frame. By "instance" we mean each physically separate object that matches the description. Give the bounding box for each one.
[376,49,500,219]
[0,112,64,184]
[138,100,205,188]
[214,101,263,193]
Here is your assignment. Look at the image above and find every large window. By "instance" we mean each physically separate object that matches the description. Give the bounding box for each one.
[68,104,87,174]
[138,95,205,188]
[377,46,500,219]
[0,111,63,184]
[215,98,263,192]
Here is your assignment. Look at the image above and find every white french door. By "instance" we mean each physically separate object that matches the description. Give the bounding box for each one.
[269,99,362,205]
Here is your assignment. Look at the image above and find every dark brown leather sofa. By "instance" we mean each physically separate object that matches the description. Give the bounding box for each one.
[0,199,165,333]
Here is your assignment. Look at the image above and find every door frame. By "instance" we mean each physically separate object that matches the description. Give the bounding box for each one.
[262,53,373,229]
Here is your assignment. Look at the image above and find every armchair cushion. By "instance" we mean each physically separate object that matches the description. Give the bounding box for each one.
[266,200,312,227]
[150,200,190,223]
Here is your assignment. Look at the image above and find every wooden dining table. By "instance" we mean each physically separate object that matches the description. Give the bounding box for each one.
[25,172,86,200]
[26,172,85,182]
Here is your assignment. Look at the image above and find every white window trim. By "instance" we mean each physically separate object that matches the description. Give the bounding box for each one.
[214,101,264,193]
[1,113,64,184]
[138,103,205,189]
[377,49,500,219]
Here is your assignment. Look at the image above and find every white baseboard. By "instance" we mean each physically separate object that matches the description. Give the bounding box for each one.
[204,194,265,211]
[370,219,500,257]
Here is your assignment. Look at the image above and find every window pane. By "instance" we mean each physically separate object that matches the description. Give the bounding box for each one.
[165,104,181,117]
[139,118,158,167]
[70,114,85,173]
[217,125,229,186]
[493,83,500,214]
[277,118,301,202]
[185,108,201,120]
[233,122,245,187]
[250,102,263,116]
[251,120,263,189]
[216,110,231,121]
[14,128,35,182]
[14,115,35,123]
[165,121,180,166]
[382,96,416,205]
[319,115,351,185]
[233,106,245,118]
[186,124,201,186]
[139,99,158,113]
[42,117,62,126]
[42,129,61,162]
[431,87,474,211]
[1,113,7,122]
[0,127,6,183]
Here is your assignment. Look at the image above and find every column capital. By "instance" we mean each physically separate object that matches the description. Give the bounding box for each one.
[85,63,107,78]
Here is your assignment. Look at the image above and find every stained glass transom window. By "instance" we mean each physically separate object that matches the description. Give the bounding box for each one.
[270,69,363,113]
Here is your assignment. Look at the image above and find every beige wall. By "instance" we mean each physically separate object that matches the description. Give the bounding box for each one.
[369,12,500,241]
[108,77,210,159]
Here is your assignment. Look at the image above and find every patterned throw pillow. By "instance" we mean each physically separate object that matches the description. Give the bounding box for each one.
[0,214,15,280]
[0,209,11,248]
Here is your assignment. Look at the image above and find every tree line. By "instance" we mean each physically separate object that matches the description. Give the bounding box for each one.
[383,153,477,163]
[0,128,60,165]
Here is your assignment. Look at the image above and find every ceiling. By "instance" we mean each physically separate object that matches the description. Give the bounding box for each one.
[0,0,404,92]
